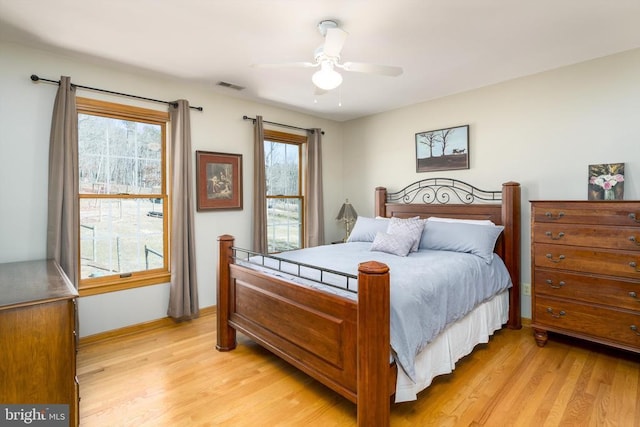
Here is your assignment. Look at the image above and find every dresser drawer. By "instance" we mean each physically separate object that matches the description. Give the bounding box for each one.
[534,296,640,349]
[533,268,640,311]
[533,243,640,280]
[532,203,640,227]
[532,223,640,251]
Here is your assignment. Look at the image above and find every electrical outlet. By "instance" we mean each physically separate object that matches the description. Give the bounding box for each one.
[522,283,531,296]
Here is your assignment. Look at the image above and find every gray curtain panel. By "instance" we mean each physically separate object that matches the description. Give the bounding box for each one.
[252,116,268,253]
[305,128,324,247]
[167,100,199,321]
[46,76,79,287]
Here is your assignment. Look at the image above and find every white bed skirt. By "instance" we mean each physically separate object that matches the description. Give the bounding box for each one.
[394,290,509,402]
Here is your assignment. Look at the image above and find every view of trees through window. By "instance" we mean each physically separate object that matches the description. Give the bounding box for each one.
[78,108,168,283]
[265,138,302,252]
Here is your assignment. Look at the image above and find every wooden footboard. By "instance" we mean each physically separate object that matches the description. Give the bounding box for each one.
[217,235,393,426]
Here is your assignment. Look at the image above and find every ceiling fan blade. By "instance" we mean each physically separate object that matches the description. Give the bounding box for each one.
[341,61,403,76]
[323,27,348,57]
[252,62,317,69]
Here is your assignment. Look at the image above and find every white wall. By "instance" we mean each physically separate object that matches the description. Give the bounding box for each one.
[0,41,345,337]
[342,48,640,318]
[3,41,638,333]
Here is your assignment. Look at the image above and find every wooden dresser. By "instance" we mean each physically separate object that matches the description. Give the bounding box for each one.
[530,201,640,353]
[0,260,79,426]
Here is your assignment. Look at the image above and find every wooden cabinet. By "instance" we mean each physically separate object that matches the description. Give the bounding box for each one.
[531,201,640,353]
[0,260,79,426]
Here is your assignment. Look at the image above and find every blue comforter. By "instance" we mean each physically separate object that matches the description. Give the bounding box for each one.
[241,242,512,381]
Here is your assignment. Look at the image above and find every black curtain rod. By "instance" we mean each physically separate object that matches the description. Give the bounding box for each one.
[30,74,203,112]
[243,115,324,135]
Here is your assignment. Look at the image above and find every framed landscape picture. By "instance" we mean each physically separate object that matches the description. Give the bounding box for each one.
[415,124,469,172]
[196,151,243,211]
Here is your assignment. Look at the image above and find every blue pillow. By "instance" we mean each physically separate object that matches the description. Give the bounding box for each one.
[419,221,504,263]
[347,216,389,242]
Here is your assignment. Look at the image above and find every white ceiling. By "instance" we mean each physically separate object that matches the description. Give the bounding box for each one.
[2,0,640,122]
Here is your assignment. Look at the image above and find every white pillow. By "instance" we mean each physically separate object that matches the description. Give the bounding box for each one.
[386,217,425,252]
[419,221,504,263]
[427,216,495,225]
[370,231,414,257]
[347,216,390,243]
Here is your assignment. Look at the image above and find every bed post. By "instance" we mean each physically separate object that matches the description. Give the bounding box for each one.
[216,234,237,351]
[374,187,387,217]
[357,261,391,427]
[501,182,521,329]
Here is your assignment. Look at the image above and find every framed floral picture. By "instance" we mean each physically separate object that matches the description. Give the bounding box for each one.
[588,163,624,201]
[196,151,243,210]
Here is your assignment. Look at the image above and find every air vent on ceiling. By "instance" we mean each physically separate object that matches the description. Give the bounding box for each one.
[217,81,245,91]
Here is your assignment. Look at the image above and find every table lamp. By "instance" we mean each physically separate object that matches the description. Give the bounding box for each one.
[336,199,357,242]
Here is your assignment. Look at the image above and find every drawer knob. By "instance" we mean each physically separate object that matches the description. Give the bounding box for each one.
[631,325,640,336]
[630,213,640,223]
[546,253,565,263]
[629,236,640,246]
[630,261,640,272]
[630,291,638,299]
[546,307,566,318]
[545,231,565,240]
[545,279,565,289]
[545,211,565,220]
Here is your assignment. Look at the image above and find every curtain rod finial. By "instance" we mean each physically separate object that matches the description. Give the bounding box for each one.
[30,74,39,82]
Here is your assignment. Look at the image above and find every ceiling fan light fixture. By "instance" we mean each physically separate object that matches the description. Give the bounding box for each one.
[312,61,343,90]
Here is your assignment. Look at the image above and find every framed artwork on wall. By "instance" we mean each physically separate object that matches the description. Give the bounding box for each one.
[415,124,469,172]
[196,151,243,211]
[588,162,625,201]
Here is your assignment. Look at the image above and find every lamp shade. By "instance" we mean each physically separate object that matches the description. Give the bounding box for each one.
[312,61,343,91]
[336,199,357,221]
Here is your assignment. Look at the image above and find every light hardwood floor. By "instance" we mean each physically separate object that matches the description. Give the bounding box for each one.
[77,310,640,426]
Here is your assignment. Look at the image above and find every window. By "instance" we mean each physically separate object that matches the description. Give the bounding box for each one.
[77,97,170,295]
[264,130,307,253]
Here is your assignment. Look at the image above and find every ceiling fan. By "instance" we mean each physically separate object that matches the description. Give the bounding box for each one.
[254,20,403,91]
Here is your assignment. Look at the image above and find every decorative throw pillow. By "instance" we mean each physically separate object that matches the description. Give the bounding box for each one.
[347,216,390,242]
[386,217,425,252]
[419,221,504,263]
[370,231,414,257]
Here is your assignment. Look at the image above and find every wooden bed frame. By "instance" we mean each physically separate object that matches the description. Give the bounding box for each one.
[216,179,521,426]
